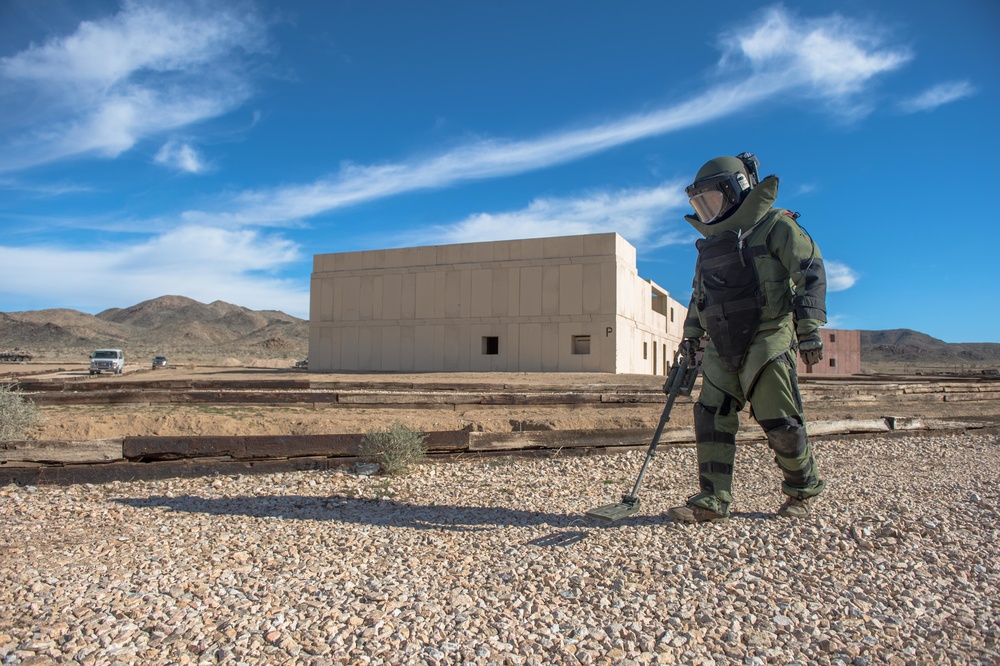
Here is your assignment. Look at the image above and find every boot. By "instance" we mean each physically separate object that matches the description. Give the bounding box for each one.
[667,503,728,523]
[777,496,813,518]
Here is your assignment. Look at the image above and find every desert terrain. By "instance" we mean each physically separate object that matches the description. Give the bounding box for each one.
[5,360,1000,444]
[3,295,999,445]
[3,300,999,665]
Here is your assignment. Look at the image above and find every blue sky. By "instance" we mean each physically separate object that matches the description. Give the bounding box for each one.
[1,1,997,343]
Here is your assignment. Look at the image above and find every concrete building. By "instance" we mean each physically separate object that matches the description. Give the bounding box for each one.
[310,233,686,374]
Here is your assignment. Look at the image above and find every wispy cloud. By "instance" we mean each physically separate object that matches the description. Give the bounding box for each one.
[0,178,93,197]
[2,4,909,216]
[0,0,268,173]
[0,226,308,317]
[724,8,911,100]
[898,80,975,114]
[401,182,693,249]
[155,140,208,174]
[184,5,910,228]
[826,260,859,292]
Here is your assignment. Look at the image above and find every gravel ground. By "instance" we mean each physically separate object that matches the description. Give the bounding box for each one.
[2,431,998,666]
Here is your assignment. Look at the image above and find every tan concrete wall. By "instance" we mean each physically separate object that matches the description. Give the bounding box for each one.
[310,233,685,374]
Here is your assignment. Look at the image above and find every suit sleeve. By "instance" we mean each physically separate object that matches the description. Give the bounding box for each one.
[770,214,827,335]
[682,291,705,339]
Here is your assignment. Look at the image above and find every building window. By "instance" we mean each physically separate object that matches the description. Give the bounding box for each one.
[651,292,666,316]
[482,336,499,355]
[643,342,648,360]
[829,333,836,343]
[670,307,675,322]
[572,335,591,355]
[829,358,837,368]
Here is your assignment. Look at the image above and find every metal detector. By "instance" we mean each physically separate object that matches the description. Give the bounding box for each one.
[586,344,699,521]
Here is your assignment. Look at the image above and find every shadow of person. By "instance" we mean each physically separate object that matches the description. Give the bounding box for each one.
[113,493,682,532]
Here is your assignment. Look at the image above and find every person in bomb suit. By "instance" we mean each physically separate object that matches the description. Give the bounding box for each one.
[668,153,827,522]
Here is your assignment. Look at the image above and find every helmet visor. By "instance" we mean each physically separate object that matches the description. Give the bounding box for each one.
[685,171,743,224]
[688,190,727,224]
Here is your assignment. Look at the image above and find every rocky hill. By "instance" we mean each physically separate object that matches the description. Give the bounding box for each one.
[3,296,999,372]
[860,329,1000,374]
[0,296,308,364]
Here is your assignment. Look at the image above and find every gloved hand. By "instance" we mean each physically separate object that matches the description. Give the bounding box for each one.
[797,330,824,366]
[678,337,703,359]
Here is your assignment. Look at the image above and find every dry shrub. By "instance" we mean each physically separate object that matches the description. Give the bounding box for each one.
[0,383,39,441]
[359,422,427,475]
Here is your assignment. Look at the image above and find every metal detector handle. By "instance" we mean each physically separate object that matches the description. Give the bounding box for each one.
[665,343,700,397]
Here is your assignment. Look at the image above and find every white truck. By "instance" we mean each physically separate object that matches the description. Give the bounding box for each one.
[89,349,125,375]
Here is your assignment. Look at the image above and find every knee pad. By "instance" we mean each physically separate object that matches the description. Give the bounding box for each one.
[694,402,736,444]
[764,422,808,458]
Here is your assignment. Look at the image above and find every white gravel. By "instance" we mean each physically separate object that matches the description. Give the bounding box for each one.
[2,431,998,665]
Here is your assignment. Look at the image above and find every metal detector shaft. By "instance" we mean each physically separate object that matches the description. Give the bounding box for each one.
[586,344,700,521]
[622,391,678,503]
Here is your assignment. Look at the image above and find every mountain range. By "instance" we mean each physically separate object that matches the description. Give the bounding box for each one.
[2,296,999,372]
[860,329,1000,374]
[0,295,307,363]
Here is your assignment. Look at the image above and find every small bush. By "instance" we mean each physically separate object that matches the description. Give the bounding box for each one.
[0,382,39,441]
[359,422,427,475]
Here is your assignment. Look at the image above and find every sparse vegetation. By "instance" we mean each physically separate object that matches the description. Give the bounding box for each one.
[359,422,427,475]
[0,382,40,441]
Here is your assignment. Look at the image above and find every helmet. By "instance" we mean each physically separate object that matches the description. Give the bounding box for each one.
[685,152,760,224]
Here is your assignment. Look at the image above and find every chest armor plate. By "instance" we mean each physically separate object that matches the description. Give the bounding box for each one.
[696,230,765,372]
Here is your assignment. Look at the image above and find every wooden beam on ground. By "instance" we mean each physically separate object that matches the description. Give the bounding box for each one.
[0,438,123,464]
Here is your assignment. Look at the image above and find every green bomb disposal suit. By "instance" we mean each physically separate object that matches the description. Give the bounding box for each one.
[682,175,827,516]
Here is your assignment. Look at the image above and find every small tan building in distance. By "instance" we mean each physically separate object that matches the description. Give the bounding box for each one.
[310,233,686,374]
[797,328,861,375]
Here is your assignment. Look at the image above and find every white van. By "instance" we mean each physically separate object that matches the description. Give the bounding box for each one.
[90,349,125,375]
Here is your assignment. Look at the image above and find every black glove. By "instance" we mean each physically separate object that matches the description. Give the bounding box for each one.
[797,330,824,366]
[679,337,703,359]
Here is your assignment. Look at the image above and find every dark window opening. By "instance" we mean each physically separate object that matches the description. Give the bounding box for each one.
[829,358,837,368]
[643,342,648,360]
[482,336,499,355]
[572,335,591,355]
[829,333,837,343]
[651,293,666,316]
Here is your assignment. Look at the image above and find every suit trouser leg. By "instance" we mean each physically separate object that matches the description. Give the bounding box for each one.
[689,373,743,516]
[750,353,825,500]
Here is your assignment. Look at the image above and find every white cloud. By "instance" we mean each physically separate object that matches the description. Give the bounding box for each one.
[402,182,692,248]
[0,178,93,196]
[727,8,910,99]
[0,0,267,172]
[826,260,859,292]
[898,81,976,114]
[193,6,909,228]
[155,140,208,174]
[0,226,309,317]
